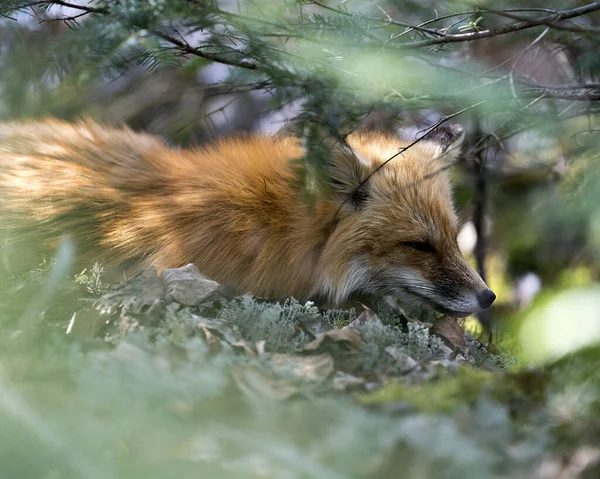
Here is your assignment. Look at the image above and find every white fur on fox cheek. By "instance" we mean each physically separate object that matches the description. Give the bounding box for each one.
[317,255,373,305]
[392,267,482,314]
[316,258,483,313]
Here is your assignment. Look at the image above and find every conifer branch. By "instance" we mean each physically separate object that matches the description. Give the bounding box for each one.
[394,2,600,49]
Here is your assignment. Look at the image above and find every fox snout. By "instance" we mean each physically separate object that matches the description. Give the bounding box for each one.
[391,263,496,318]
[317,251,496,317]
[397,272,496,318]
[447,285,495,317]
[412,257,497,317]
[478,288,496,309]
[451,260,497,315]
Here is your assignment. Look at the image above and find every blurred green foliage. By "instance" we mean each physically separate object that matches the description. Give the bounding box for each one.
[1,0,600,477]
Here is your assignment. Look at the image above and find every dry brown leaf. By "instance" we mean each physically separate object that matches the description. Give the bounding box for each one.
[332,371,366,391]
[301,328,362,352]
[300,328,362,373]
[231,366,300,401]
[194,316,244,344]
[348,305,379,329]
[161,264,221,306]
[94,267,165,317]
[195,316,254,356]
[430,316,466,349]
[229,340,257,358]
[197,324,222,355]
[296,313,333,337]
[271,353,335,381]
[385,347,419,373]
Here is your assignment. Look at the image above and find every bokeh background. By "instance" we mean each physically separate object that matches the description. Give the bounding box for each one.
[1,1,600,478]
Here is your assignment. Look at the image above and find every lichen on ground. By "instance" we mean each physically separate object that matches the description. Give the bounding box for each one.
[0,261,599,479]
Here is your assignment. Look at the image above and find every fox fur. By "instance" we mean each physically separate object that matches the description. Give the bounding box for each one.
[0,118,495,316]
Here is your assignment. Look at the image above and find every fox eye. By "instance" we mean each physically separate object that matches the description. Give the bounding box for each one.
[402,241,437,253]
[350,188,369,209]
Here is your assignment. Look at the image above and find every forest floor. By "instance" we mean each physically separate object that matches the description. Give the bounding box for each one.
[1,260,599,479]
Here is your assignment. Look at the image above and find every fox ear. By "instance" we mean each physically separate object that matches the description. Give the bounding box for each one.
[429,124,465,162]
[303,131,370,208]
[328,140,368,194]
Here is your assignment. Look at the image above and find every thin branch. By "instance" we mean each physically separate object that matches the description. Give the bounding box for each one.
[519,86,600,101]
[333,101,486,219]
[414,54,600,103]
[390,11,479,40]
[23,0,108,14]
[187,0,297,32]
[153,32,259,71]
[441,12,479,34]
[411,103,600,192]
[201,80,273,100]
[490,8,600,34]
[466,107,600,160]
[537,82,600,90]
[311,0,444,37]
[393,2,600,49]
[508,26,551,101]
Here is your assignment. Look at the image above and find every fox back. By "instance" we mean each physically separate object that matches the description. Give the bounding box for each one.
[0,118,495,315]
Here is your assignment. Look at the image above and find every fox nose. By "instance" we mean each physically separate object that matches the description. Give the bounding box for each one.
[478,289,496,309]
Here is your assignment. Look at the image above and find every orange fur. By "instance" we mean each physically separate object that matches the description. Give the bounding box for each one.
[0,118,495,315]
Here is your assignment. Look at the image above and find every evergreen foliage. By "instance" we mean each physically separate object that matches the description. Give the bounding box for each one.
[1,2,600,478]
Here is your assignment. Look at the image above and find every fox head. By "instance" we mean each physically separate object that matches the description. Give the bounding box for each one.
[313,125,495,317]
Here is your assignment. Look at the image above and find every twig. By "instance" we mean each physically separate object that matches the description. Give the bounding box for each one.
[23,0,108,14]
[441,12,479,34]
[393,2,600,49]
[509,26,551,102]
[518,86,600,101]
[153,32,259,71]
[311,0,443,37]
[333,101,485,218]
[390,11,479,40]
[490,8,600,34]
[413,58,600,102]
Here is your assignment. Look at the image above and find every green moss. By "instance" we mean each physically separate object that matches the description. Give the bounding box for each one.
[361,364,553,418]
[360,366,495,413]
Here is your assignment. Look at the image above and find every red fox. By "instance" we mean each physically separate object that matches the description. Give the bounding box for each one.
[0,118,495,316]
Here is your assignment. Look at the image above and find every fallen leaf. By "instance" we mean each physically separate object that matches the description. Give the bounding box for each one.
[231,366,300,401]
[161,264,221,306]
[301,328,362,352]
[430,316,466,349]
[193,316,244,345]
[385,347,419,373]
[271,353,335,381]
[229,340,257,358]
[93,267,165,319]
[331,371,366,391]
[197,324,223,355]
[348,305,379,329]
[194,315,257,356]
[300,328,362,373]
[296,313,333,337]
